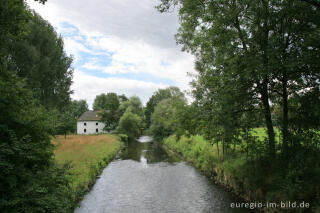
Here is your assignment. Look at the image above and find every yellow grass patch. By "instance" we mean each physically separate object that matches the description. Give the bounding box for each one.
[52,134,124,195]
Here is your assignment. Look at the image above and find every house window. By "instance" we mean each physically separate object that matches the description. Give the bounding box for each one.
[84,129,87,133]
[84,122,86,126]
[96,128,98,133]
[96,123,98,126]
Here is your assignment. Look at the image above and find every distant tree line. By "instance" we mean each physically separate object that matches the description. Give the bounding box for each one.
[93,86,189,141]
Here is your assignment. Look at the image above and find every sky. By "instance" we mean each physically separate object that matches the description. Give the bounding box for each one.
[26,0,195,108]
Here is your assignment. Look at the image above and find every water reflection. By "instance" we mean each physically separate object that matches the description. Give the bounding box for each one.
[136,136,153,143]
[75,136,251,213]
[140,154,148,168]
[119,138,179,164]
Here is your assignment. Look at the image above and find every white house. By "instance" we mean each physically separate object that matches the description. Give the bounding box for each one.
[77,111,105,134]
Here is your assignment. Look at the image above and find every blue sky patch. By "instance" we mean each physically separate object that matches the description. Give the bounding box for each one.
[59,21,174,85]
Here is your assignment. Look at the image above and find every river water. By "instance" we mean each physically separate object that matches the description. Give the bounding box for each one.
[75,136,250,213]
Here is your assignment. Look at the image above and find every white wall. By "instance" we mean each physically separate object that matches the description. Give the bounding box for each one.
[77,121,105,134]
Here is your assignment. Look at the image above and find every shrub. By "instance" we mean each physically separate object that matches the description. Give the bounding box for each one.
[116,108,142,140]
[117,134,128,143]
[0,72,74,213]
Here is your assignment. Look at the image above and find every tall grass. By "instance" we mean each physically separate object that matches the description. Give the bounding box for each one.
[164,129,320,212]
[52,134,124,201]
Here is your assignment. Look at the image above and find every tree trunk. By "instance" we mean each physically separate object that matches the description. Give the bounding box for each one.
[282,69,289,157]
[216,140,220,161]
[259,5,275,157]
[246,129,249,158]
[222,134,225,162]
[261,81,276,157]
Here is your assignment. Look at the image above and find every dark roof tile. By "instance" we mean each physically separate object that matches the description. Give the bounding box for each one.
[78,111,101,121]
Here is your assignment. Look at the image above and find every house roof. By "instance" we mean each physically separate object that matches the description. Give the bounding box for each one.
[78,110,101,121]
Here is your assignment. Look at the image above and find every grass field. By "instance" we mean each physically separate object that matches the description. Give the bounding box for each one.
[251,127,280,142]
[52,134,124,199]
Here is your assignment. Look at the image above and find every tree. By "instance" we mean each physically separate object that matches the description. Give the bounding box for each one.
[172,102,202,138]
[156,0,320,208]
[273,88,320,131]
[145,86,185,128]
[0,71,73,213]
[93,92,119,110]
[56,111,76,138]
[1,2,75,212]
[118,94,129,104]
[191,64,257,160]
[8,12,73,111]
[0,0,28,68]
[93,93,108,111]
[49,100,88,136]
[115,96,144,135]
[70,99,89,119]
[94,93,120,131]
[157,0,320,158]
[150,97,186,140]
[116,108,142,140]
[104,93,120,112]
[118,96,144,118]
[157,0,275,156]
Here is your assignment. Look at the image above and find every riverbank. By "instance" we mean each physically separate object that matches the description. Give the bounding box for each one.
[75,136,252,213]
[52,134,125,204]
[164,134,318,213]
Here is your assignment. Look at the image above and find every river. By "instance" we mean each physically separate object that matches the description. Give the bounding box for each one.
[75,136,250,213]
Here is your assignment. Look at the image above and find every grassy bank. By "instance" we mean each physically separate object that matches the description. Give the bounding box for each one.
[52,134,124,202]
[164,132,320,212]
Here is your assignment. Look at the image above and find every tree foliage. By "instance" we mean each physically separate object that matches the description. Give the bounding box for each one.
[0,1,75,212]
[70,100,89,119]
[157,0,320,158]
[94,93,121,131]
[115,96,144,139]
[0,71,73,213]
[118,96,144,118]
[51,99,89,136]
[149,88,186,140]
[8,12,73,110]
[157,1,320,209]
[118,94,129,104]
[116,108,142,140]
[145,86,185,128]
[93,93,120,112]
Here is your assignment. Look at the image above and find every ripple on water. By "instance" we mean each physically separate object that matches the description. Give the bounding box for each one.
[75,139,250,213]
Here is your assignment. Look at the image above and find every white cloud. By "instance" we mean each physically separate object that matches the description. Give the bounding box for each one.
[63,37,92,62]
[86,35,195,88]
[27,0,179,47]
[26,0,196,106]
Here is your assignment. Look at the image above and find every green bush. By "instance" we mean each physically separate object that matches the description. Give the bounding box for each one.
[117,134,128,143]
[150,98,185,140]
[0,72,74,213]
[116,108,142,140]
